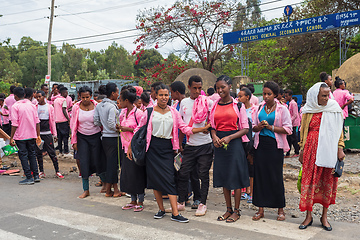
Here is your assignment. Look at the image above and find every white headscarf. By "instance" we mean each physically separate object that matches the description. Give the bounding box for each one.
[302,82,343,168]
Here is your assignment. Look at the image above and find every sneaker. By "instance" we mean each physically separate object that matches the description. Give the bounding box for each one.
[154,210,166,219]
[56,172,64,179]
[19,178,34,185]
[171,214,189,223]
[39,172,46,179]
[241,193,249,200]
[247,196,253,204]
[191,199,201,209]
[195,203,207,216]
[165,202,185,213]
[34,175,41,183]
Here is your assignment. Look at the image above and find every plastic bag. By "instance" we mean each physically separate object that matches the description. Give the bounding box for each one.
[297,167,302,194]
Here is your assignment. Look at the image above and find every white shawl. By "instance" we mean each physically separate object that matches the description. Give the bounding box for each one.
[302,82,343,168]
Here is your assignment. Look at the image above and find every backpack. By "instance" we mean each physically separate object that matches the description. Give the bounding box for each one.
[237,102,253,153]
[130,107,153,166]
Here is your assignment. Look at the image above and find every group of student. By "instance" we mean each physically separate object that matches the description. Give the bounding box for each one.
[0,83,77,182]
[0,72,349,228]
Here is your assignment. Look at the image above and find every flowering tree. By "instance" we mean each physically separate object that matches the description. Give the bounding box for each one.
[134,0,239,71]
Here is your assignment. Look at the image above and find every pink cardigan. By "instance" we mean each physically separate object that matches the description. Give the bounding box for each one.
[70,100,98,144]
[134,106,194,151]
[208,98,250,142]
[288,99,300,127]
[119,107,144,153]
[253,102,292,152]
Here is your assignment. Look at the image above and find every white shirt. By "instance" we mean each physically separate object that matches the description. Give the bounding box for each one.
[151,111,173,139]
[37,104,49,120]
[180,97,213,146]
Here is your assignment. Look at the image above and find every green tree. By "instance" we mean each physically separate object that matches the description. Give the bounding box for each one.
[60,43,90,82]
[0,47,22,84]
[134,49,163,77]
[18,46,47,87]
[103,42,134,78]
[95,69,110,80]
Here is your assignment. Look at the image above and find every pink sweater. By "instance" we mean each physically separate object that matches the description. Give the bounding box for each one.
[288,99,300,127]
[253,102,292,152]
[11,99,40,140]
[209,98,250,142]
[134,107,194,151]
[70,100,98,144]
[119,107,144,153]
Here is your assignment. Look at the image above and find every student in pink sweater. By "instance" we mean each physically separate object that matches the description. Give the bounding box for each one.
[284,89,300,158]
[10,87,41,185]
[54,87,71,157]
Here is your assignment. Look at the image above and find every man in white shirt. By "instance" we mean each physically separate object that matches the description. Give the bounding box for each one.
[177,76,214,217]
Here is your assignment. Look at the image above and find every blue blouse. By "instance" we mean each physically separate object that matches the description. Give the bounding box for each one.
[258,106,275,139]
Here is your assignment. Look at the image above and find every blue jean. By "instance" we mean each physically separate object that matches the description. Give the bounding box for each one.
[16,139,39,179]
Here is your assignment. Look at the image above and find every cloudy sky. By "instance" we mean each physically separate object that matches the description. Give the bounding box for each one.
[0,0,301,56]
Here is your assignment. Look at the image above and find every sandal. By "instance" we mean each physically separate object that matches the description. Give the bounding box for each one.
[134,205,144,212]
[226,208,241,223]
[252,212,264,221]
[95,181,103,187]
[105,191,114,197]
[277,212,286,221]
[122,203,136,210]
[217,207,233,221]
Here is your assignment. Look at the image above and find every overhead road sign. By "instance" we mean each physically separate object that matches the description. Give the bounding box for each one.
[223,10,360,45]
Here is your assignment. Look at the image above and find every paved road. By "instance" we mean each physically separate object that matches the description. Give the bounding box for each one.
[0,176,359,240]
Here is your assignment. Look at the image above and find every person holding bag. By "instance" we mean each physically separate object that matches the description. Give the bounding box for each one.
[298,82,345,231]
[128,83,210,223]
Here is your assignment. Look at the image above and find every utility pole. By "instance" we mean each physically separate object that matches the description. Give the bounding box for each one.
[47,0,55,77]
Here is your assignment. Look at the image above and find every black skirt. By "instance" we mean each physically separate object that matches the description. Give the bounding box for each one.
[253,135,285,208]
[77,132,104,179]
[120,151,147,195]
[146,136,177,195]
[213,130,250,190]
[102,137,120,184]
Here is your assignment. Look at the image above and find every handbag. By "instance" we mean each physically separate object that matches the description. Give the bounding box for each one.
[130,108,153,166]
[332,158,344,178]
[174,152,183,171]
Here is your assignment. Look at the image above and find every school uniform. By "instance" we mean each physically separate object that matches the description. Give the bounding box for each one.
[71,100,103,191]
[11,99,40,179]
[177,97,214,205]
[54,96,70,154]
[286,99,300,156]
[35,103,59,173]
[0,105,10,136]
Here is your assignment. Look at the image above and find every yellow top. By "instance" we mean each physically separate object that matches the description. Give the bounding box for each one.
[299,113,345,151]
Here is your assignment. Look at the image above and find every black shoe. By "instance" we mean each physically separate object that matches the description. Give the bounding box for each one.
[321,218,332,231]
[34,175,41,183]
[19,178,34,185]
[154,210,166,219]
[171,214,189,223]
[299,218,313,230]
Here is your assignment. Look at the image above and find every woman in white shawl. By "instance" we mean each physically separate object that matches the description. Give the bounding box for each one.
[298,82,345,231]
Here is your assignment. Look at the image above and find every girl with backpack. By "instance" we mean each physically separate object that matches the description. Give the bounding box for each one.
[128,83,210,223]
[118,86,146,212]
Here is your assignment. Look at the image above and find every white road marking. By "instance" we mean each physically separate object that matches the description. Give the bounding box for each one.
[84,194,322,240]
[0,229,32,240]
[16,206,200,240]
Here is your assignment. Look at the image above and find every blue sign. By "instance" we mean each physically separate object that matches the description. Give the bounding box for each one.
[284,5,293,16]
[223,10,360,45]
